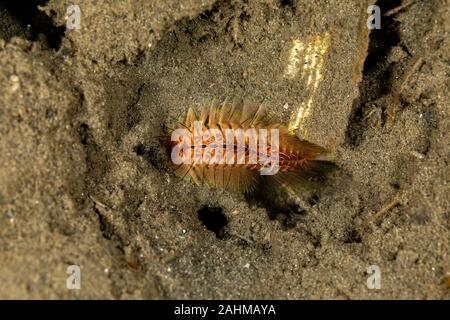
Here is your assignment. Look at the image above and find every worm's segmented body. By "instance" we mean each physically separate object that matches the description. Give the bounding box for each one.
[169,102,331,193]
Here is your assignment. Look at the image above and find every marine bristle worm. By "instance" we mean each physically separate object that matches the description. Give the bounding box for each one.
[167,101,333,193]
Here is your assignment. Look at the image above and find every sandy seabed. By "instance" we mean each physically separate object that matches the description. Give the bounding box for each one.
[0,0,448,299]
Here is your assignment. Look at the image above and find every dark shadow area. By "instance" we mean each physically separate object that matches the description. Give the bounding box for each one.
[245,162,336,229]
[345,0,402,148]
[0,0,64,49]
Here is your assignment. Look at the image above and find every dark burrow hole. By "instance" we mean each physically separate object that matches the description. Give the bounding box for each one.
[345,0,402,148]
[0,0,65,49]
[197,206,228,239]
[78,123,90,145]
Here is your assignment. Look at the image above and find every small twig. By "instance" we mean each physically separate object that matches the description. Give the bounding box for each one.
[228,231,253,244]
[399,57,424,92]
[89,194,109,209]
[372,197,401,221]
[386,57,424,125]
[362,107,377,121]
[384,1,415,17]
